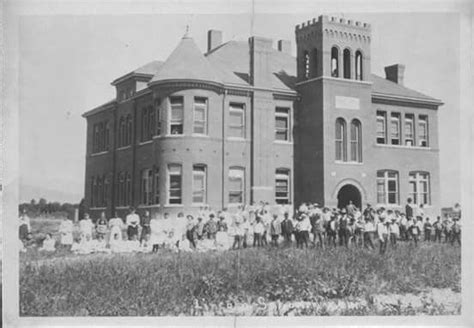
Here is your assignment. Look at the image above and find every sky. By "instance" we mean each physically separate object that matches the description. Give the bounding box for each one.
[18,12,460,206]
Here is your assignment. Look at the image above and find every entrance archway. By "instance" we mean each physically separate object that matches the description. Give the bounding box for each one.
[337,184,361,209]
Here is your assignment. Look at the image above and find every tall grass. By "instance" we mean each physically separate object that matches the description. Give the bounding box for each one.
[20,243,460,316]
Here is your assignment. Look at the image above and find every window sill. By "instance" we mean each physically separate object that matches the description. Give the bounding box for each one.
[90,207,107,210]
[116,146,131,151]
[115,206,130,210]
[164,134,185,138]
[191,134,210,138]
[138,140,153,146]
[165,204,184,207]
[90,151,109,157]
[376,203,400,208]
[274,140,293,145]
[335,161,363,165]
[137,204,161,208]
[227,137,246,142]
[375,144,431,150]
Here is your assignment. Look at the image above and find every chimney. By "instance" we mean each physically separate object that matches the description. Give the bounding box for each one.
[277,40,291,54]
[207,30,222,52]
[384,64,405,85]
[249,36,273,87]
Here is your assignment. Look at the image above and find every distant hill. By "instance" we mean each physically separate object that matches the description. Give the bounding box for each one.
[20,183,83,203]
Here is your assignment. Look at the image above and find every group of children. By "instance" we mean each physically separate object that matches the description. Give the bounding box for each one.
[18,200,462,256]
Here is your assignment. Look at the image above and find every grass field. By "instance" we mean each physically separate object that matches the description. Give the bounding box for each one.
[20,241,461,316]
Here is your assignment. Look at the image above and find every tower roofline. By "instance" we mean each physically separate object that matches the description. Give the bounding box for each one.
[295,15,371,31]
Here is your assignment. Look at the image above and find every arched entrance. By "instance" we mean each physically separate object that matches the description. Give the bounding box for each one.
[337,184,361,209]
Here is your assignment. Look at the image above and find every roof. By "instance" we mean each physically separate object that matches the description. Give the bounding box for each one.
[149,35,223,85]
[205,40,296,90]
[370,74,442,104]
[82,99,116,118]
[111,60,164,85]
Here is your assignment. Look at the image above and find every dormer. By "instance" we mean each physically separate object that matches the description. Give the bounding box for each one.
[111,60,164,101]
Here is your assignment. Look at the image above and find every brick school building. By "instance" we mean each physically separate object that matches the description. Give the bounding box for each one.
[82,15,442,218]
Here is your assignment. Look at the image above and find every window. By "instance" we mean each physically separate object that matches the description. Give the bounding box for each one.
[154,167,160,204]
[118,117,125,148]
[141,106,155,142]
[304,51,310,79]
[125,173,131,206]
[229,167,244,204]
[335,118,347,161]
[141,169,153,205]
[168,164,182,204]
[275,169,290,204]
[193,97,208,134]
[92,121,109,153]
[228,103,245,138]
[409,172,430,205]
[126,115,132,146]
[350,119,362,162]
[155,98,161,136]
[275,107,290,141]
[404,114,415,146]
[376,170,399,205]
[117,173,125,206]
[103,176,109,206]
[418,115,428,147]
[355,51,363,81]
[192,165,207,204]
[170,97,184,135]
[390,113,401,145]
[343,48,351,79]
[331,47,339,77]
[376,111,387,144]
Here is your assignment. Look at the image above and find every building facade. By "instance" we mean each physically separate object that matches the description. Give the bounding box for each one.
[83,15,442,218]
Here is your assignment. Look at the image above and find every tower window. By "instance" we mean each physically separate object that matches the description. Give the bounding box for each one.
[170,96,184,135]
[355,51,363,80]
[390,113,401,145]
[350,119,362,162]
[376,111,387,144]
[304,51,310,79]
[335,118,347,161]
[331,47,339,77]
[343,48,351,79]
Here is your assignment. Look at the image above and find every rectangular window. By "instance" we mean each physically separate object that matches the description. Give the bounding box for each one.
[141,107,149,142]
[418,115,428,147]
[390,113,400,145]
[229,168,244,204]
[193,97,207,135]
[155,98,161,136]
[275,107,290,141]
[192,165,207,204]
[125,173,131,206]
[275,169,290,204]
[405,114,415,146]
[170,97,184,135]
[228,103,245,138]
[376,170,399,205]
[409,172,430,205]
[376,111,387,144]
[168,164,182,204]
[153,168,160,205]
[141,169,153,205]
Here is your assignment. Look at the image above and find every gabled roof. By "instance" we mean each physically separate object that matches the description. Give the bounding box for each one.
[149,35,222,85]
[111,60,164,85]
[370,74,442,104]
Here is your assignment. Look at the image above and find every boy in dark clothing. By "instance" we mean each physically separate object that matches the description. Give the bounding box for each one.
[281,212,294,245]
[423,218,433,242]
[433,216,443,243]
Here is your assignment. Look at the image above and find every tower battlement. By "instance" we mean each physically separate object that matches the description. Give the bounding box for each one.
[296,15,371,31]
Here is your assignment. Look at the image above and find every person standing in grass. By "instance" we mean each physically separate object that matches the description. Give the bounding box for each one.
[423,217,433,242]
[79,213,94,241]
[410,217,422,246]
[253,216,264,247]
[443,216,453,243]
[313,212,326,249]
[389,218,399,247]
[59,216,74,249]
[298,213,311,248]
[281,211,294,246]
[327,214,338,248]
[108,212,124,244]
[185,215,197,248]
[451,218,461,246]
[405,198,414,221]
[96,211,108,242]
[433,216,443,243]
[19,209,31,241]
[363,217,375,250]
[150,213,161,252]
[399,213,408,241]
[377,215,389,255]
[204,213,217,240]
[270,213,282,247]
[232,220,243,250]
[125,207,140,241]
[140,210,152,243]
[338,209,349,248]
[241,214,251,248]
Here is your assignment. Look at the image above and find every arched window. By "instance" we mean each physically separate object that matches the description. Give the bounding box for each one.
[335,118,347,161]
[331,47,339,77]
[350,119,362,162]
[125,172,131,206]
[355,51,363,80]
[103,175,109,207]
[312,48,318,77]
[343,48,351,79]
[118,117,125,148]
[126,115,132,146]
[97,176,103,207]
[304,51,310,79]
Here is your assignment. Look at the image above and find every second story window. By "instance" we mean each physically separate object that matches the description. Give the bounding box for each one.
[92,120,109,153]
[404,114,414,146]
[141,106,155,142]
[155,98,162,136]
[335,118,347,161]
[193,97,208,135]
[390,113,400,145]
[331,47,339,77]
[418,115,428,147]
[168,164,182,204]
[228,103,245,139]
[275,107,290,141]
[141,168,153,205]
[170,97,184,135]
[376,111,387,144]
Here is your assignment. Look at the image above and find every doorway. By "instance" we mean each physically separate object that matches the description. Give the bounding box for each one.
[337,184,362,209]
